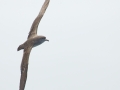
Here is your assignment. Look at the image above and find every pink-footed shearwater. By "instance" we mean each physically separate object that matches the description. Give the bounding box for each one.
[17,0,50,90]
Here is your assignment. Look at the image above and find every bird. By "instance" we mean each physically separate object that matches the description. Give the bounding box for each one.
[17,0,50,90]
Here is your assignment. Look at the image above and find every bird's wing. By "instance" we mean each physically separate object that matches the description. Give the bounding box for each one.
[19,46,32,90]
[27,0,50,39]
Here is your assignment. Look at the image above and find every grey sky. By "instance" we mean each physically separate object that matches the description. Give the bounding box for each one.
[0,0,120,90]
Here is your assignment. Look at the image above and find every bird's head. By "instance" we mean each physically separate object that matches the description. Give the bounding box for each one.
[39,36,49,42]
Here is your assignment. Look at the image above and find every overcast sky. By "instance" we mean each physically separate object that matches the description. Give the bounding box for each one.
[0,0,120,90]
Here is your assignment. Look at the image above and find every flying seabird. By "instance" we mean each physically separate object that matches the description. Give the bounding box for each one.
[17,0,50,90]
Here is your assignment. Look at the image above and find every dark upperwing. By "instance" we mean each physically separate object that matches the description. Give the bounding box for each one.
[19,45,32,90]
[27,0,50,39]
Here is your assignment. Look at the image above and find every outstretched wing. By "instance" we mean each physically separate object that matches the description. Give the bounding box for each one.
[19,46,32,90]
[27,0,50,39]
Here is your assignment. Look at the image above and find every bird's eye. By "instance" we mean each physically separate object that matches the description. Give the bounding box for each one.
[43,37,46,39]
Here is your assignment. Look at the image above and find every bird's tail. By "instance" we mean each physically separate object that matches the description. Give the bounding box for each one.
[17,44,24,51]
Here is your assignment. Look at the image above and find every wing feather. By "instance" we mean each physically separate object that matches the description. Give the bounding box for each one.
[19,46,32,90]
[27,0,50,39]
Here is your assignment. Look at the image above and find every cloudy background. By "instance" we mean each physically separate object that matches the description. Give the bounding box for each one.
[0,0,120,90]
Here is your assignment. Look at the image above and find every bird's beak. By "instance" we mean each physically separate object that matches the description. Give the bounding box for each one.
[45,39,49,42]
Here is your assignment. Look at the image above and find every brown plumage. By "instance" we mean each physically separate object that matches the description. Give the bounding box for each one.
[17,0,50,90]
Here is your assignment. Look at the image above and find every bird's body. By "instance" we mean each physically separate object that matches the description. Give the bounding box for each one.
[17,0,50,90]
[17,35,49,51]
